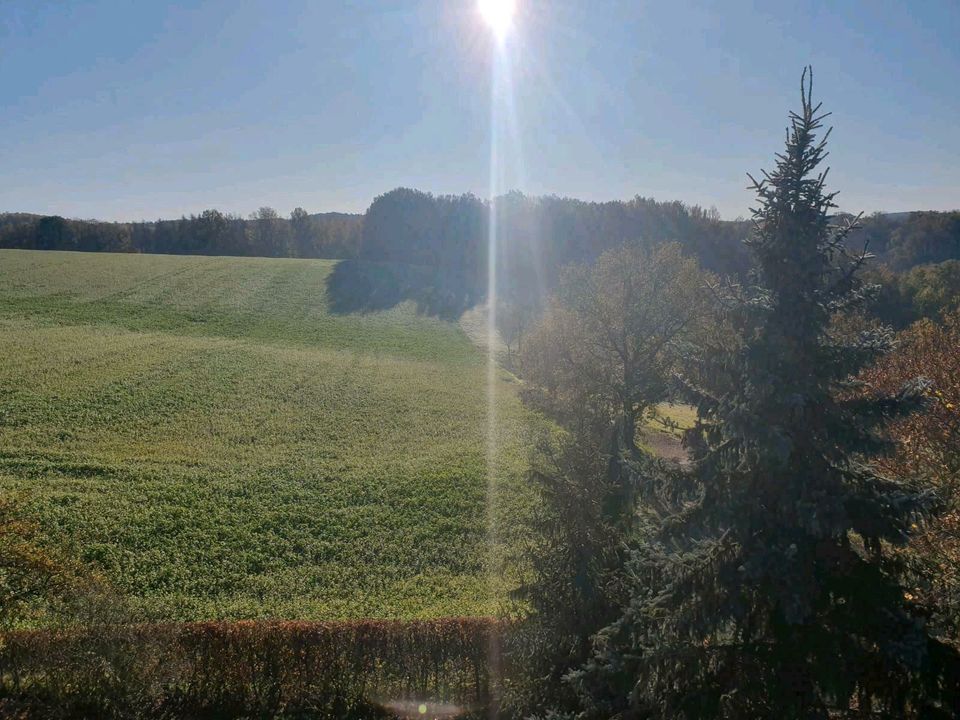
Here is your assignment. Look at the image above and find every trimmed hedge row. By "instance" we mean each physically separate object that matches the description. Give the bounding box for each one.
[0,617,502,718]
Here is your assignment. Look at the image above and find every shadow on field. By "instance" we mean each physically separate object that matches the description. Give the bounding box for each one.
[326,260,483,320]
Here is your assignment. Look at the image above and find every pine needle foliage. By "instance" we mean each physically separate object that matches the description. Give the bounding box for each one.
[572,69,960,719]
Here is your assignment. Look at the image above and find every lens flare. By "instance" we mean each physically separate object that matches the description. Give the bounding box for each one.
[480,1,521,714]
[478,0,516,40]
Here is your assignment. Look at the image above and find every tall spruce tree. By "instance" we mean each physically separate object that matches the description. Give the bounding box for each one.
[570,69,960,718]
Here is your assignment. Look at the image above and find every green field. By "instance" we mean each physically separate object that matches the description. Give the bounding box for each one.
[0,249,537,621]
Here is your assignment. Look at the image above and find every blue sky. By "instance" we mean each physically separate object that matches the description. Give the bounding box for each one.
[1,0,957,221]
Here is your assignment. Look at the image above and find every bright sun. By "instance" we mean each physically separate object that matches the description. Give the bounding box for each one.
[478,0,516,39]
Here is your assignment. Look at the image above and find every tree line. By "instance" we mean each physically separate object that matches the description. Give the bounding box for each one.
[0,207,363,259]
[359,188,752,296]
[354,191,960,330]
[854,210,960,270]
[4,190,958,331]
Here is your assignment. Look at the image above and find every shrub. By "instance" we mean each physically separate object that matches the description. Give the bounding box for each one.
[0,617,501,718]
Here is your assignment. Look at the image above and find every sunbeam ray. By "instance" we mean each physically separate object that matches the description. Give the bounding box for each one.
[481,2,519,715]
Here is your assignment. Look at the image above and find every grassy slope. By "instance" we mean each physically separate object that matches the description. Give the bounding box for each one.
[0,250,537,621]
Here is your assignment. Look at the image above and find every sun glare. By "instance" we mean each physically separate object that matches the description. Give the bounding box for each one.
[478,0,516,40]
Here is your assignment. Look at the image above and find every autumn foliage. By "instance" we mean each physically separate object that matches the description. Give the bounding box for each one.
[859,311,960,629]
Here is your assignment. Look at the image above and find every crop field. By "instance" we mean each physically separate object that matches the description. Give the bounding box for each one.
[0,249,538,621]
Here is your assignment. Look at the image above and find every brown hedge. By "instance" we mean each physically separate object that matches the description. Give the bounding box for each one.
[0,617,503,718]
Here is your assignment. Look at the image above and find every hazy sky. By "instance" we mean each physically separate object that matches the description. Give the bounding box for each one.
[1,1,958,221]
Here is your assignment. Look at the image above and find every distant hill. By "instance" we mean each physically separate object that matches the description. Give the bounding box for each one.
[855,210,960,269]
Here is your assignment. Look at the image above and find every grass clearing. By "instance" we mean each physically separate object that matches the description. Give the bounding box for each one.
[0,250,538,621]
[638,403,697,463]
[644,403,698,438]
